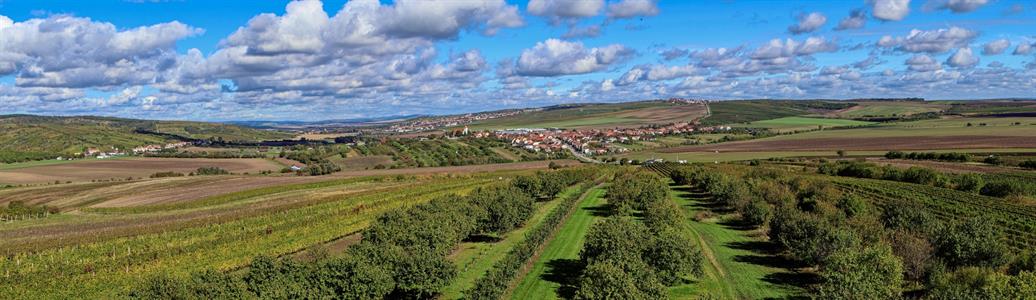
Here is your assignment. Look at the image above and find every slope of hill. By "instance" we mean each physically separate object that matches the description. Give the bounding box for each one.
[0,115,291,157]
[701,100,855,125]
[464,100,708,130]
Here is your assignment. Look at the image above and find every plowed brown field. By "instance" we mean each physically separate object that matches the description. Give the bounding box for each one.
[660,135,1036,153]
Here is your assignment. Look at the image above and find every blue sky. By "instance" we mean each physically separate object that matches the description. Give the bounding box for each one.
[1,0,1034,121]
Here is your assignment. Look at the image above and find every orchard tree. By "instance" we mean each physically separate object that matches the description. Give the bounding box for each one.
[817,245,904,299]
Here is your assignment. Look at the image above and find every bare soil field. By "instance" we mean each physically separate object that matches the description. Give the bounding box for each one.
[0,157,282,184]
[660,136,1036,153]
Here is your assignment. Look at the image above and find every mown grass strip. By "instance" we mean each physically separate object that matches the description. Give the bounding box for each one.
[463,181,602,299]
[509,187,606,300]
[667,186,800,299]
[440,185,581,299]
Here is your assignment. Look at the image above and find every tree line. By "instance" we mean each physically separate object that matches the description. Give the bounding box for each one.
[884,151,969,162]
[570,169,704,299]
[670,164,1036,299]
[130,168,596,299]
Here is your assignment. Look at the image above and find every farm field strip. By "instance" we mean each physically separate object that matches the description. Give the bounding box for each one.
[736,116,874,132]
[83,176,381,214]
[833,178,1036,250]
[0,157,284,185]
[508,187,606,300]
[441,185,582,299]
[0,177,496,299]
[0,178,481,254]
[667,186,800,299]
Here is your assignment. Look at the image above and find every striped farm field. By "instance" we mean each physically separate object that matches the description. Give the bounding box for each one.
[0,174,500,299]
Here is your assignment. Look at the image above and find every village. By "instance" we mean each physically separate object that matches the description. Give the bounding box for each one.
[64,141,195,160]
[474,122,733,157]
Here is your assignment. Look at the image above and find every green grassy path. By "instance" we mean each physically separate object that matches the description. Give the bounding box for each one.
[668,186,803,299]
[509,187,607,300]
[440,186,581,299]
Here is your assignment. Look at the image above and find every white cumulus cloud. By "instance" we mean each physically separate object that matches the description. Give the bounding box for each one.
[788,12,827,34]
[514,39,634,76]
[871,0,911,21]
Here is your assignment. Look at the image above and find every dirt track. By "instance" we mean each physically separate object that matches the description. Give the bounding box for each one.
[660,135,1036,153]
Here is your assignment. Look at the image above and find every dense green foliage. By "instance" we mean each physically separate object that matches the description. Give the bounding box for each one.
[817,245,904,299]
[0,151,59,163]
[194,167,230,176]
[0,201,59,221]
[606,170,670,215]
[885,151,969,162]
[150,171,185,178]
[465,168,597,299]
[819,160,1036,199]
[657,161,1036,299]
[145,149,266,159]
[571,170,703,299]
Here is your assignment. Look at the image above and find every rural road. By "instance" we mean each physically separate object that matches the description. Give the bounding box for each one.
[562,143,604,164]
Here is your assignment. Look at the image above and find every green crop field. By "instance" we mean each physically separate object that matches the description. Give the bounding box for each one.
[737,116,875,132]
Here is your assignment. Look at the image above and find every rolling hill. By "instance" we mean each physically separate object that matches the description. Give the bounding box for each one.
[464,100,709,130]
[0,115,291,157]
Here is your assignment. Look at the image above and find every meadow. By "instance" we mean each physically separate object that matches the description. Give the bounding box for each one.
[737,116,874,132]
[828,100,948,118]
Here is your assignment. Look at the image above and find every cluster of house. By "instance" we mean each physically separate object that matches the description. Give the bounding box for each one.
[388,110,523,133]
[488,123,734,156]
[130,142,193,154]
[80,147,126,159]
[67,142,195,160]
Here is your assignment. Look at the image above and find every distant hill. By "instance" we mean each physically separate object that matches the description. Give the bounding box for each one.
[228,115,427,130]
[0,115,291,156]
[464,100,709,130]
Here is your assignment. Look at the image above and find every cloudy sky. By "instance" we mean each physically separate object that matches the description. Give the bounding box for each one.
[1,0,1035,121]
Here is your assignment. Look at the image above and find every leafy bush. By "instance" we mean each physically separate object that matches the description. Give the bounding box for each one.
[817,245,904,299]
[150,171,184,178]
[194,167,229,175]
